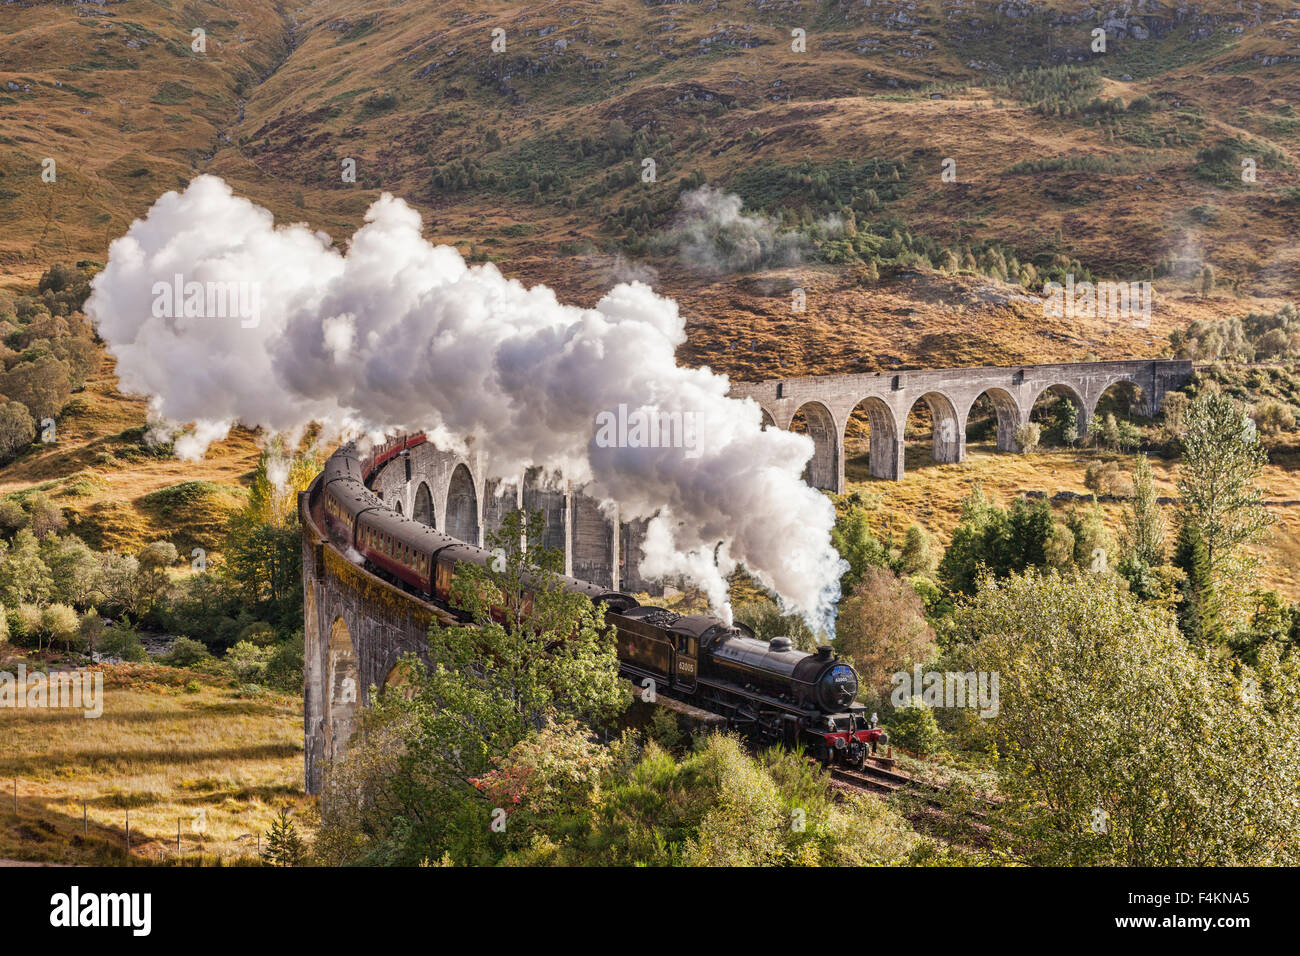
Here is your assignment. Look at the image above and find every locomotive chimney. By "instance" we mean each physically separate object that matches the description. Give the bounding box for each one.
[815,645,833,659]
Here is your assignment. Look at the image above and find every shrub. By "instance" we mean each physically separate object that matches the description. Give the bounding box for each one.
[263,633,304,692]
[41,603,82,652]
[886,698,943,756]
[1251,399,1297,436]
[732,599,817,652]
[99,624,148,662]
[227,640,273,683]
[8,603,44,647]
[1085,461,1135,497]
[164,636,209,667]
[1014,421,1041,453]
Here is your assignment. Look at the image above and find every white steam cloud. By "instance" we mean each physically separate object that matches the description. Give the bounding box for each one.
[652,185,840,274]
[86,176,845,630]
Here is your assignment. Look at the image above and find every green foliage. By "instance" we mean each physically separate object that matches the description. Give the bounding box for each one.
[0,401,35,460]
[993,65,1104,117]
[1170,303,1299,363]
[263,631,304,692]
[1122,455,1166,567]
[496,734,918,867]
[98,621,147,662]
[41,603,81,652]
[226,640,273,683]
[938,487,1062,595]
[316,510,627,865]
[886,698,943,757]
[830,501,889,594]
[949,569,1300,865]
[163,636,209,667]
[261,808,305,866]
[0,529,52,607]
[732,598,817,652]
[1175,391,1276,643]
[897,523,934,575]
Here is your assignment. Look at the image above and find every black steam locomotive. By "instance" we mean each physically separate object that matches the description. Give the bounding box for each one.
[315,437,885,768]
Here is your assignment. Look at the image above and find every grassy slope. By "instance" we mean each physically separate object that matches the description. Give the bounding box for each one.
[0,663,303,864]
[0,347,260,555]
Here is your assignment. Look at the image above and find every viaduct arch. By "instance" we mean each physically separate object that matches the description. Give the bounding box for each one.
[730,359,1193,493]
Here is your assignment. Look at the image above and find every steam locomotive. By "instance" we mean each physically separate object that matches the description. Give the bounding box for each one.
[316,438,886,768]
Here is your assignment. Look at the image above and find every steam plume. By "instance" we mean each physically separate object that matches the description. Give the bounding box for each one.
[86,176,845,630]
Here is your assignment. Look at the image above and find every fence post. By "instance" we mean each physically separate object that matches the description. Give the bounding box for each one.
[83,801,87,837]
[125,810,129,852]
[11,778,15,813]
[177,818,181,853]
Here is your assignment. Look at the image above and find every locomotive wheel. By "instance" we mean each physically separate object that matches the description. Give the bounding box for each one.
[849,751,866,770]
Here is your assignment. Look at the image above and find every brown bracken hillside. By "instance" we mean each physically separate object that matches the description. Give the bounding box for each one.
[1,0,1296,377]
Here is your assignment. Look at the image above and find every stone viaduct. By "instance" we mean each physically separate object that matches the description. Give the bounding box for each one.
[730,359,1194,493]
[301,357,1193,792]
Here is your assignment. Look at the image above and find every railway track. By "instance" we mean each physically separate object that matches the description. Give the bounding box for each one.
[830,759,922,796]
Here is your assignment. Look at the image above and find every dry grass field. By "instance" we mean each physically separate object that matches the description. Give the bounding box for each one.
[0,660,304,865]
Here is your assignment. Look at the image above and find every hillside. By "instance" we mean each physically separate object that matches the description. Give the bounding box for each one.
[1,0,1297,378]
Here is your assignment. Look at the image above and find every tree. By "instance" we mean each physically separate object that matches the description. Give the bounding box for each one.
[1055,400,1079,447]
[836,566,937,705]
[41,603,81,653]
[96,552,142,616]
[0,529,52,607]
[0,355,72,422]
[886,698,943,756]
[134,540,178,615]
[1175,392,1275,639]
[261,808,306,866]
[1201,264,1215,297]
[219,445,316,631]
[938,484,1008,595]
[41,534,101,607]
[733,598,816,652]
[950,569,1300,865]
[830,502,888,595]
[79,609,104,657]
[897,523,934,575]
[0,402,35,460]
[1122,454,1166,567]
[26,493,66,540]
